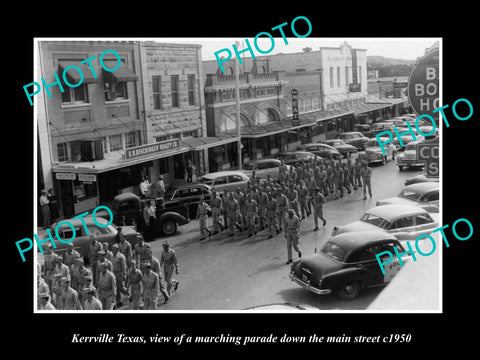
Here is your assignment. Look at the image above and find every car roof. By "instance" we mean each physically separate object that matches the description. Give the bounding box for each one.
[329,230,398,252]
[201,171,247,179]
[166,182,212,190]
[246,158,281,165]
[279,151,315,155]
[51,215,110,230]
[339,131,363,136]
[366,204,428,222]
[404,181,439,193]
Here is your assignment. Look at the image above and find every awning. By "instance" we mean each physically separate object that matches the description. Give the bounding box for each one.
[102,61,138,82]
[180,135,240,150]
[58,61,98,84]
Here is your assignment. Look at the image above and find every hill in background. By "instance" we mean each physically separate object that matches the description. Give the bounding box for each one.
[367,55,415,77]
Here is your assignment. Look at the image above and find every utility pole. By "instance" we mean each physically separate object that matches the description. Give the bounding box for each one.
[235,41,242,170]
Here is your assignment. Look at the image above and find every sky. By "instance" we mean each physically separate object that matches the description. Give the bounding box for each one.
[143,37,440,62]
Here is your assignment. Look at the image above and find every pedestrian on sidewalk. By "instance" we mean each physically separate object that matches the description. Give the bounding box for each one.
[285,209,301,265]
[39,190,50,229]
[361,162,373,199]
[47,188,59,224]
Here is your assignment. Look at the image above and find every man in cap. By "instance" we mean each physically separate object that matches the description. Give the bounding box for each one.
[210,190,223,235]
[118,231,133,264]
[89,235,103,286]
[102,242,113,261]
[144,247,170,303]
[127,259,143,310]
[38,292,56,310]
[244,193,258,237]
[95,250,112,285]
[256,188,268,231]
[43,244,56,299]
[287,184,301,219]
[111,243,129,307]
[266,193,279,239]
[360,161,373,200]
[160,241,179,296]
[354,157,363,189]
[276,188,288,231]
[285,209,301,265]
[37,274,50,310]
[97,262,117,310]
[58,277,82,310]
[134,234,152,267]
[83,286,102,310]
[73,257,92,303]
[63,243,80,268]
[142,261,160,310]
[196,195,211,241]
[297,180,310,220]
[226,193,240,237]
[79,274,97,307]
[312,188,327,230]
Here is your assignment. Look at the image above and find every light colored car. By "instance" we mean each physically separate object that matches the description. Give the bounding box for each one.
[405,168,439,186]
[296,143,342,160]
[396,140,426,170]
[322,139,357,158]
[336,132,370,150]
[331,204,439,242]
[392,134,424,150]
[376,182,439,208]
[358,137,396,165]
[242,158,290,180]
[199,171,249,193]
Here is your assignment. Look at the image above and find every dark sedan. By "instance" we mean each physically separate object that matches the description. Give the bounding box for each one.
[164,183,212,219]
[321,139,358,158]
[336,132,370,150]
[275,151,318,165]
[289,230,409,300]
[296,143,342,160]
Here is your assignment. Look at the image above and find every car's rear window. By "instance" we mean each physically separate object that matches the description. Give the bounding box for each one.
[321,242,346,262]
[360,213,390,229]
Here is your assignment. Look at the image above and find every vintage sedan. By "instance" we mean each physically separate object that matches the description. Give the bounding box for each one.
[289,231,410,300]
[296,143,342,160]
[336,132,370,150]
[358,138,396,165]
[39,216,140,263]
[396,140,426,170]
[331,204,439,242]
[405,168,439,186]
[242,158,291,180]
[392,134,424,150]
[321,139,357,158]
[376,182,439,208]
[199,171,249,194]
[275,151,318,165]
[164,183,213,219]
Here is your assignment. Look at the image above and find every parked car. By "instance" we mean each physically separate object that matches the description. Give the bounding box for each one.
[405,168,439,186]
[353,124,374,138]
[321,139,357,158]
[296,143,342,160]
[358,137,396,165]
[38,216,140,263]
[331,204,439,242]
[164,183,213,219]
[289,230,410,300]
[392,134,424,150]
[111,192,189,237]
[376,182,439,208]
[396,140,426,170]
[385,117,436,137]
[242,158,291,180]
[336,131,370,150]
[198,171,249,194]
[275,151,318,165]
[371,122,395,136]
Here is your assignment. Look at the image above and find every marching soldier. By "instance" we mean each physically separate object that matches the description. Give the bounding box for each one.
[305,176,317,215]
[342,162,352,194]
[134,234,152,268]
[97,262,116,310]
[89,235,103,286]
[111,244,129,307]
[297,180,310,219]
[43,245,56,299]
[226,193,241,237]
[144,247,170,304]
[312,188,327,230]
[257,188,268,230]
[210,190,223,235]
[276,187,288,231]
[221,190,230,231]
[235,188,246,231]
[197,196,211,241]
[118,232,133,265]
[142,261,160,310]
[287,184,301,219]
[326,161,334,194]
[266,193,279,239]
[127,259,143,310]
[333,162,344,199]
[57,277,82,310]
[160,241,179,296]
[347,158,356,190]
[361,162,373,199]
[316,165,328,196]
[354,157,363,189]
[63,243,80,268]
[244,193,258,237]
[285,209,301,265]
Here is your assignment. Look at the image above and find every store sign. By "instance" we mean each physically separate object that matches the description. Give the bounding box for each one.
[291,89,300,126]
[416,139,439,177]
[349,49,360,93]
[349,83,361,93]
[78,174,97,182]
[55,172,76,180]
[124,139,180,159]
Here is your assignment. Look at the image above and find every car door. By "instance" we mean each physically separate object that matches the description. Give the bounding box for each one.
[387,216,417,240]
[228,174,246,191]
[423,191,439,206]
[412,213,437,237]
[212,176,228,193]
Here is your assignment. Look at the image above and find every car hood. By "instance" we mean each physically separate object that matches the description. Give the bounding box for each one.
[377,197,415,206]
[364,147,383,154]
[293,253,341,278]
[399,150,417,159]
[336,144,357,151]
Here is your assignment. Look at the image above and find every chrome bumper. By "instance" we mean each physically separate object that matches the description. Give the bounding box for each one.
[289,273,332,295]
[397,160,425,167]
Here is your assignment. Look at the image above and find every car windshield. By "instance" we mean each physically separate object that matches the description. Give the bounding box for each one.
[366,139,380,147]
[329,140,344,146]
[321,242,347,262]
[244,163,255,171]
[360,213,391,229]
[405,143,418,151]
[399,189,423,201]
[199,177,215,185]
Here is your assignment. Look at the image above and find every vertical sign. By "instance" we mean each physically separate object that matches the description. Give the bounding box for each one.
[349,49,360,92]
[291,89,300,126]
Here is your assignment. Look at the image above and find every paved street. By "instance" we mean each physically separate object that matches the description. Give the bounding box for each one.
[143,155,419,311]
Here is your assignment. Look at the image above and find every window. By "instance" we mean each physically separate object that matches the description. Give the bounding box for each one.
[57,142,68,162]
[425,192,439,202]
[109,134,123,152]
[321,242,346,262]
[187,74,195,106]
[171,75,179,108]
[183,130,197,138]
[104,81,128,101]
[61,84,88,104]
[159,158,169,174]
[214,177,227,185]
[415,214,434,225]
[337,66,341,87]
[359,66,362,83]
[391,216,415,229]
[125,131,140,149]
[345,66,349,87]
[329,67,334,88]
[228,175,244,183]
[256,88,275,97]
[86,226,108,236]
[152,76,162,110]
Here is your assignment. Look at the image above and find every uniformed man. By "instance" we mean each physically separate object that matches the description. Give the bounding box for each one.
[142,261,160,310]
[266,193,278,239]
[221,190,230,231]
[316,165,328,196]
[361,162,373,199]
[226,193,240,237]
[312,188,327,230]
[347,158,356,190]
[342,162,352,195]
[144,247,170,304]
[63,243,80,268]
[244,193,258,237]
[297,180,310,219]
[37,275,50,310]
[235,188,246,231]
[97,262,116,310]
[287,184,301,219]
[285,209,301,265]
[276,188,288,231]
[111,244,129,307]
[43,244,56,299]
[354,157,363,189]
[333,162,344,199]
[95,250,113,284]
[210,190,223,235]
[82,286,102,310]
[256,188,268,230]
[118,232,133,265]
[89,235,103,286]
[134,234,152,267]
[196,196,211,241]
[38,292,56,310]
[304,176,317,215]
[127,259,143,310]
[73,257,92,304]
[79,274,97,307]
[102,242,113,261]
[326,161,334,194]
[160,241,179,296]
[57,277,82,310]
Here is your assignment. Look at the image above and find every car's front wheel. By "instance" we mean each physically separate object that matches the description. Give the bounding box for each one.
[161,219,178,236]
[338,281,361,301]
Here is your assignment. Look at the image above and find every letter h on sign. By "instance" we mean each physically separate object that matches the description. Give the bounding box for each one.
[291,89,300,126]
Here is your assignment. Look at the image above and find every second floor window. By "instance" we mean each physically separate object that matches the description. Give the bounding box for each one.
[104,81,128,101]
[152,76,162,110]
[187,74,195,106]
[171,75,179,108]
[61,84,88,105]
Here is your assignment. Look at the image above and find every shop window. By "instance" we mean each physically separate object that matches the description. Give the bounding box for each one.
[159,158,169,174]
[109,134,123,152]
[337,66,341,87]
[287,131,299,143]
[57,142,69,162]
[125,131,140,149]
[73,180,96,202]
[104,81,128,101]
[61,84,88,105]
